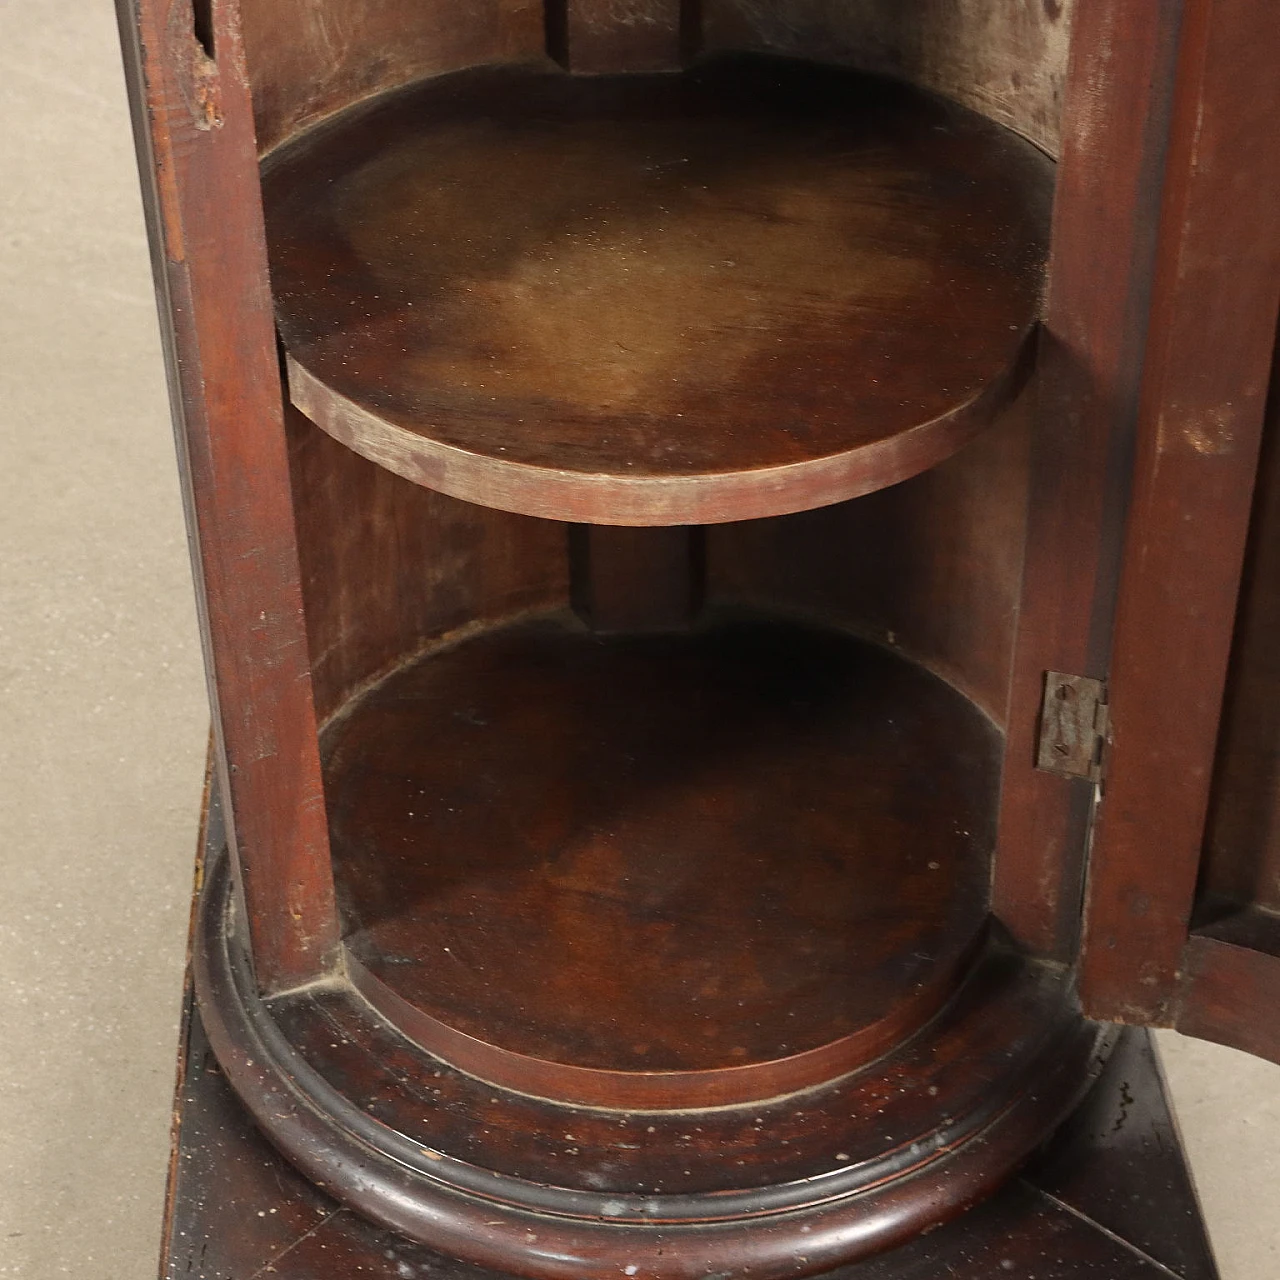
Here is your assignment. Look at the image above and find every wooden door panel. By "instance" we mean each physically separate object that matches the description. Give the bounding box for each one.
[1078,0,1280,1053]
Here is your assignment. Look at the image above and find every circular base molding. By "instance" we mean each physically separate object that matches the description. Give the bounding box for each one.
[195,849,1111,1280]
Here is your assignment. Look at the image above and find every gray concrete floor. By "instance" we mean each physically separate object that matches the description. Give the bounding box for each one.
[0,3,1277,1278]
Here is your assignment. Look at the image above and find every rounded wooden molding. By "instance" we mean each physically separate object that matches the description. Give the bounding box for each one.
[195,850,1111,1280]
[265,55,1052,526]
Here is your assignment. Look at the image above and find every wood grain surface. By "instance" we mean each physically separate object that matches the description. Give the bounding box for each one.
[322,612,996,1106]
[701,0,1075,156]
[1079,0,1280,1024]
[163,1017,1212,1280]
[266,55,1051,525]
[116,0,339,991]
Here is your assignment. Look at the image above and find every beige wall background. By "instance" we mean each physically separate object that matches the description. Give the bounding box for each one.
[0,4,1275,1278]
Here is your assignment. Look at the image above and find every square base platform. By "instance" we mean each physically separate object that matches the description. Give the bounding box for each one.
[160,998,1218,1279]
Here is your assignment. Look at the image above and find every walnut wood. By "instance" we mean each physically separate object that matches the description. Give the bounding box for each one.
[570,525,704,634]
[992,2,1185,958]
[322,613,996,1108]
[1079,0,1280,1024]
[700,0,1075,157]
[195,837,1110,1279]
[265,55,1051,526]
[170,798,1215,1280]
[115,0,339,991]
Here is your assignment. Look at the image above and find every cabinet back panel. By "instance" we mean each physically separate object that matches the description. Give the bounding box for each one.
[701,0,1074,155]
[241,0,545,154]
[707,394,1032,730]
[284,408,570,724]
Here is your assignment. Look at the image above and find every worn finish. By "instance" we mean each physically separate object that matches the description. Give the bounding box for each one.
[323,612,995,1107]
[241,0,544,154]
[1035,672,1108,782]
[708,394,1034,729]
[1028,1028,1219,1280]
[285,406,569,723]
[115,0,338,992]
[166,803,1211,1280]
[119,0,1280,1272]
[993,2,1185,958]
[196,840,1109,1279]
[267,55,1051,526]
[701,0,1075,155]
[167,938,1209,1280]
[273,946,1084,1200]
[1079,0,1280,1024]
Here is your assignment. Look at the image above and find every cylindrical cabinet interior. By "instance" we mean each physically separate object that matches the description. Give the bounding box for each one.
[123,0,1204,1276]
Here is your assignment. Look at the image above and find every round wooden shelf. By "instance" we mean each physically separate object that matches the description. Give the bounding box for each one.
[265,55,1053,526]
[322,612,999,1109]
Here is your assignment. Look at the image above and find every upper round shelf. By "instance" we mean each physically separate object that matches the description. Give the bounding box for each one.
[264,55,1053,526]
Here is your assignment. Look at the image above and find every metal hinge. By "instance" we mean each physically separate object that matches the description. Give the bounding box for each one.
[1036,672,1110,783]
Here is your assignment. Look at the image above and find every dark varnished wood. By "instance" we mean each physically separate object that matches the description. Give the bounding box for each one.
[265,55,1052,526]
[194,838,1111,1279]
[570,525,704,634]
[1174,909,1280,1066]
[1028,1028,1218,1280]
[322,612,996,1108]
[170,798,1212,1280]
[992,2,1185,958]
[1079,0,1280,1024]
[550,0,693,73]
[279,944,1066,1199]
[115,0,339,991]
[118,2,1280,1275]
[707,392,1034,729]
[169,1011,1212,1280]
[284,405,570,723]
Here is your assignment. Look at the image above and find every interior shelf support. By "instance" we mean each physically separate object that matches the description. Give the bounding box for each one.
[569,525,706,633]
[546,0,702,73]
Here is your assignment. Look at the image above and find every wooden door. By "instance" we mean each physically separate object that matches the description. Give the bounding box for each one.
[1076,0,1280,1064]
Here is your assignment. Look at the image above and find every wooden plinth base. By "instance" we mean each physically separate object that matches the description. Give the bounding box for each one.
[161,997,1218,1279]
[195,834,1108,1280]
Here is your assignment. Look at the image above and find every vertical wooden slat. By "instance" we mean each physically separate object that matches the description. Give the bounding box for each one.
[549,0,698,72]
[115,0,339,992]
[570,526,705,633]
[1078,0,1280,1023]
[993,2,1185,956]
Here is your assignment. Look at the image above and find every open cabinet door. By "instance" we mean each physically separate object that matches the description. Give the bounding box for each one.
[1078,0,1280,1064]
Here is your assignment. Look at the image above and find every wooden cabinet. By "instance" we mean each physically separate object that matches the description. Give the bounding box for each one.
[116,1,1280,1276]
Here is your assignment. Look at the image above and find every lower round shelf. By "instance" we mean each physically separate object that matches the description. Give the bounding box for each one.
[195,846,1110,1280]
[322,612,998,1109]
